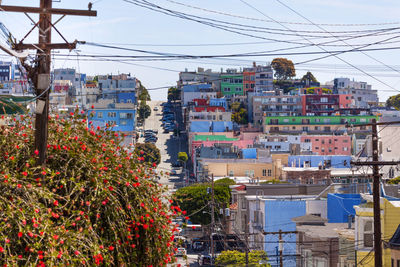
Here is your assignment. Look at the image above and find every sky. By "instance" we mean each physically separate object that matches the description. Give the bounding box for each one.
[1,0,400,100]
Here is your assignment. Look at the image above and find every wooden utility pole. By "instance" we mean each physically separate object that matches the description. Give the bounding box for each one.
[210,173,215,265]
[262,230,298,267]
[349,119,400,267]
[0,2,97,165]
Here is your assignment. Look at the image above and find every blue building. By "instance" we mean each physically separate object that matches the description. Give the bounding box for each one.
[117,92,136,105]
[327,193,363,223]
[190,121,233,132]
[288,155,351,169]
[88,107,136,133]
[182,84,212,92]
[242,148,257,159]
[209,98,228,110]
[264,199,306,267]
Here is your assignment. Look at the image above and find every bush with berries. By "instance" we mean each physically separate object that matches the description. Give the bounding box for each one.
[0,111,182,266]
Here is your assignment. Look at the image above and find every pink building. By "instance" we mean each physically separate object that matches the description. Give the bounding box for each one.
[300,135,351,155]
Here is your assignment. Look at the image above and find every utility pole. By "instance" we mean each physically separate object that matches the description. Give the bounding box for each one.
[1,2,97,165]
[211,173,215,265]
[262,230,298,267]
[245,220,249,267]
[349,119,400,267]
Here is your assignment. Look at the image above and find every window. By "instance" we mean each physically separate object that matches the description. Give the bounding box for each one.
[106,121,116,126]
[120,120,127,126]
[343,147,348,151]
[262,169,267,176]
[108,112,116,118]
[236,87,241,91]
[304,139,311,143]
[229,170,234,176]
[241,198,246,210]
[315,118,320,123]
[97,112,103,118]
[267,169,272,176]
[363,220,373,247]
[120,113,133,119]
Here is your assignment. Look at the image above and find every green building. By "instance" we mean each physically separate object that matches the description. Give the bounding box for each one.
[220,74,243,97]
[264,115,377,134]
[264,115,377,126]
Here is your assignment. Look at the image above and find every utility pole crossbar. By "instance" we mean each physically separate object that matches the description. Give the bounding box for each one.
[0,5,97,16]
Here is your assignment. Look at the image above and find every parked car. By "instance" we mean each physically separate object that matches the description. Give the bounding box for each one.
[153,106,159,111]
[198,255,212,266]
[172,161,182,167]
[176,247,186,257]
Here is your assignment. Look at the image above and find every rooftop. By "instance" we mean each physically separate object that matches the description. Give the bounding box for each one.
[296,223,350,239]
[194,135,239,142]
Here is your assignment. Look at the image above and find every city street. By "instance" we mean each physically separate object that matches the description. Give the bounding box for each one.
[140,101,198,266]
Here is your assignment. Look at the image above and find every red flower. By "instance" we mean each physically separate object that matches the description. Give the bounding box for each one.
[74,250,80,255]
[18,232,23,238]
[53,235,59,240]
[0,246,3,253]
[108,246,114,251]
[53,200,58,206]
[17,184,22,188]
[34,150,39,155]
[21,171,28,177]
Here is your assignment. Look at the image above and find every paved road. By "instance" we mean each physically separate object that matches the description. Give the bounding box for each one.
[140,101,197,266]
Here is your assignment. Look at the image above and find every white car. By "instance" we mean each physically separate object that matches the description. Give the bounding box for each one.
[153,106,159,111]
[176,247,186,257]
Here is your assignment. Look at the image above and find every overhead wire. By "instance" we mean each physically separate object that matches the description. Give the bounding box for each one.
[238,0,400,94]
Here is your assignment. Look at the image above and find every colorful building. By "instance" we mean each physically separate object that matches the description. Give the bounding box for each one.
[300,135,352,155]
[264,115,376,135]
[354,196,400,266]
[220,73,243,97]
[301,93,353,116]
[243,67,255,94]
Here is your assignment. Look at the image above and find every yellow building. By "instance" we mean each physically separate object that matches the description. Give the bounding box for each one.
[198,154,288,181]
[354,195,400,266]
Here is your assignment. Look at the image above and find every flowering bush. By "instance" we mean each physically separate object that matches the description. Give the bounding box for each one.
[0,111,182,266]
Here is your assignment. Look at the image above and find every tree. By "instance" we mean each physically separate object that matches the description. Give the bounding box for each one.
[0,111,183,265]
[231,103,248,125]
[178,152,188,163]
[388,176,400,184]
[300,71,318,84]
[167,87,181,102]
[0,84,3,89]
[173,180,233,225]
[386,94,400,110]
[215,250,270,266]
[138,100,151,122]
[137,80,151,101]
[271,58,296,80]
[134,143,161,166]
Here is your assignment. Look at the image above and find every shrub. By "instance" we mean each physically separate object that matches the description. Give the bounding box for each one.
[0,111,182,266]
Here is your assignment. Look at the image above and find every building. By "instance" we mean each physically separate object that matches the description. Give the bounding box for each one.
[294,215,349,267]
[288,155,351,169]
[282,167,331,184]
[263,115,376,135]
[379,125,400,180]
[182,84,216,106]
[254,64,273,93]
[188,110,232,122]
[0,62,12,81]
[333,78,378,108]
[178,67,221,91]
[300,135,351,156]
[301,92,353,116]
[252,92,302,125]
[243,67,255,94]
[88,102,136,134]
[388,224,400,267]
[220,71,243,98]
[354,195,400,266]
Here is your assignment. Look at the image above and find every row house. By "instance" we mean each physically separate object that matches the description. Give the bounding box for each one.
[182,83,216,106]
[263,115,376,135]
[188,110,232,122]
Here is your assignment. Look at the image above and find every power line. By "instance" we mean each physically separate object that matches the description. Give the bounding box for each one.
[162,0,400,27]
[238,0,400,94]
